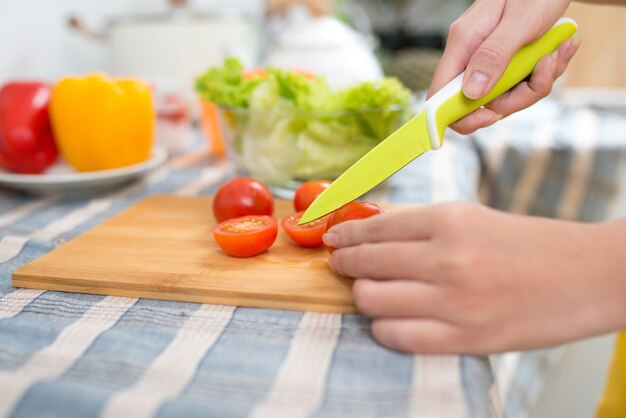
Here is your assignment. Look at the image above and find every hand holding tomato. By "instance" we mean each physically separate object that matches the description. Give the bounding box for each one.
[325,201,626,355]
[324,202,384,253]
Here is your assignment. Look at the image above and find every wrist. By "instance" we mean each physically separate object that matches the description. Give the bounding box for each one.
[593,221,626,329]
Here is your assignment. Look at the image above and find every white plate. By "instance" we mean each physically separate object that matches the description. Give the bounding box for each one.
[0,145,168,195]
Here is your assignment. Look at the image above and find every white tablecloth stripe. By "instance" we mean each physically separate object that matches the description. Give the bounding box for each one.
[100,304,235,418]
[0,296,137,417]
[250,312,342,418]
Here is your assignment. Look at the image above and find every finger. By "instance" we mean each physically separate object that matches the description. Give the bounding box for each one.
[462,6,552,99]
[482,53,558,117]
[555,38,580,78]
[371,318,463,354]
[450,37,579,134]
[353,278,448,319]
[483,37,579,116]
[428,0,504,98]
[325,207,436,249]
[449,107,502,135]
[330,242,432,280]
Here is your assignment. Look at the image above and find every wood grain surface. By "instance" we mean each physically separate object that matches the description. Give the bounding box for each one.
[13,195,405,313]
[563,3,626,88]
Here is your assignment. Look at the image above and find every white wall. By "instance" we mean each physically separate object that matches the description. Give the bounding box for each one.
[0,0,263,84]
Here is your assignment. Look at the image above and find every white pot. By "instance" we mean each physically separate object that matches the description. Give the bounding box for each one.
[69,5,262,88]
[106,14,261,83]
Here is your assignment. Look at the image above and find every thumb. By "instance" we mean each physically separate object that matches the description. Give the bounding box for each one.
[462,15,546,100]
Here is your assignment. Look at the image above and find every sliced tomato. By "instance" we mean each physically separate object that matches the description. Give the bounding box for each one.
[213,177,274,223]
[282,211,331,248]
[294,180,332,212]
[214,215,278,258]
[326,202,385,253]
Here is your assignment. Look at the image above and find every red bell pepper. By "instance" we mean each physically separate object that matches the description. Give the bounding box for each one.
[0,82,58,174]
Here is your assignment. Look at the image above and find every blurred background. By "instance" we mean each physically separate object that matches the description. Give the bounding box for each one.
[1,1,625,417]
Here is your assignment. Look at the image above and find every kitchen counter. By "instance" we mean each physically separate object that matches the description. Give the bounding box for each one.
[0,97,624,418]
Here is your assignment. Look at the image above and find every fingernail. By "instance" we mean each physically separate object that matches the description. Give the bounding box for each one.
[323,232,339,248]
[486,113,503,127]
[563,37,580,61]
[328,253,340,274]
[464,71,490,99]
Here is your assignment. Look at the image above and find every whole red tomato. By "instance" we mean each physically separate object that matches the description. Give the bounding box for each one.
[214,215,278,258]
[282,211,331,248]
[326,202,385,253]
[213,178,274,223]
[294,180,331,212]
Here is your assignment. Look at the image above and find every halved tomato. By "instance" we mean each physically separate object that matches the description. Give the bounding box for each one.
[326,202,385,253]
[294,180,332,212]
[282,211,330,248]
[214,215,278,258]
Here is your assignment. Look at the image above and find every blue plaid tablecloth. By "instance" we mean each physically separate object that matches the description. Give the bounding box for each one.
[0,97,624,418]
[0,128,498,418]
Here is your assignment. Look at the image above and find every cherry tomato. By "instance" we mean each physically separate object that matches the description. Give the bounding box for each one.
[282,211,331,248]
[213,215,278,258]
[326,202,385,253]
[294,180,332,212]
[213,177,274,223]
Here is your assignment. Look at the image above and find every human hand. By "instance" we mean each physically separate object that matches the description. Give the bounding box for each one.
[324,202,626,354]
[429,0,580,135]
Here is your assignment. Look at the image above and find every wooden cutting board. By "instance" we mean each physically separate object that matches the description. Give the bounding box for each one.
[13,195,404,313]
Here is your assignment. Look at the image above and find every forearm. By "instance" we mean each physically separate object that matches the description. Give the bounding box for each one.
[595,219,626,331]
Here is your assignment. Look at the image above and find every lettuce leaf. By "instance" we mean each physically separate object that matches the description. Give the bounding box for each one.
[196,59,411,185]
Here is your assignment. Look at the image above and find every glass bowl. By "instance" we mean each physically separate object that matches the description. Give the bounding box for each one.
[215,104,411,198]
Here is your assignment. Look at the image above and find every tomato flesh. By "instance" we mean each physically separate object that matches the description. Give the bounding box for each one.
[213,177,274,223]
[213,215,278,258]
[326,202,385,253]
[282,211,330,248]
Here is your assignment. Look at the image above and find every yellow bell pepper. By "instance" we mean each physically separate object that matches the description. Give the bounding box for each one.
[50,74,154,172]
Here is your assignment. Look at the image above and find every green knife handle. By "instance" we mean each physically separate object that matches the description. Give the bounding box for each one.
[426,17,578,149]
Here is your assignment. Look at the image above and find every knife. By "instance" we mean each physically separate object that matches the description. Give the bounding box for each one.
[299,17,578,225]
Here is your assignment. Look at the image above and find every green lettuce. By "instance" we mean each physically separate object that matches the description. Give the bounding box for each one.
[196,58,412,185]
